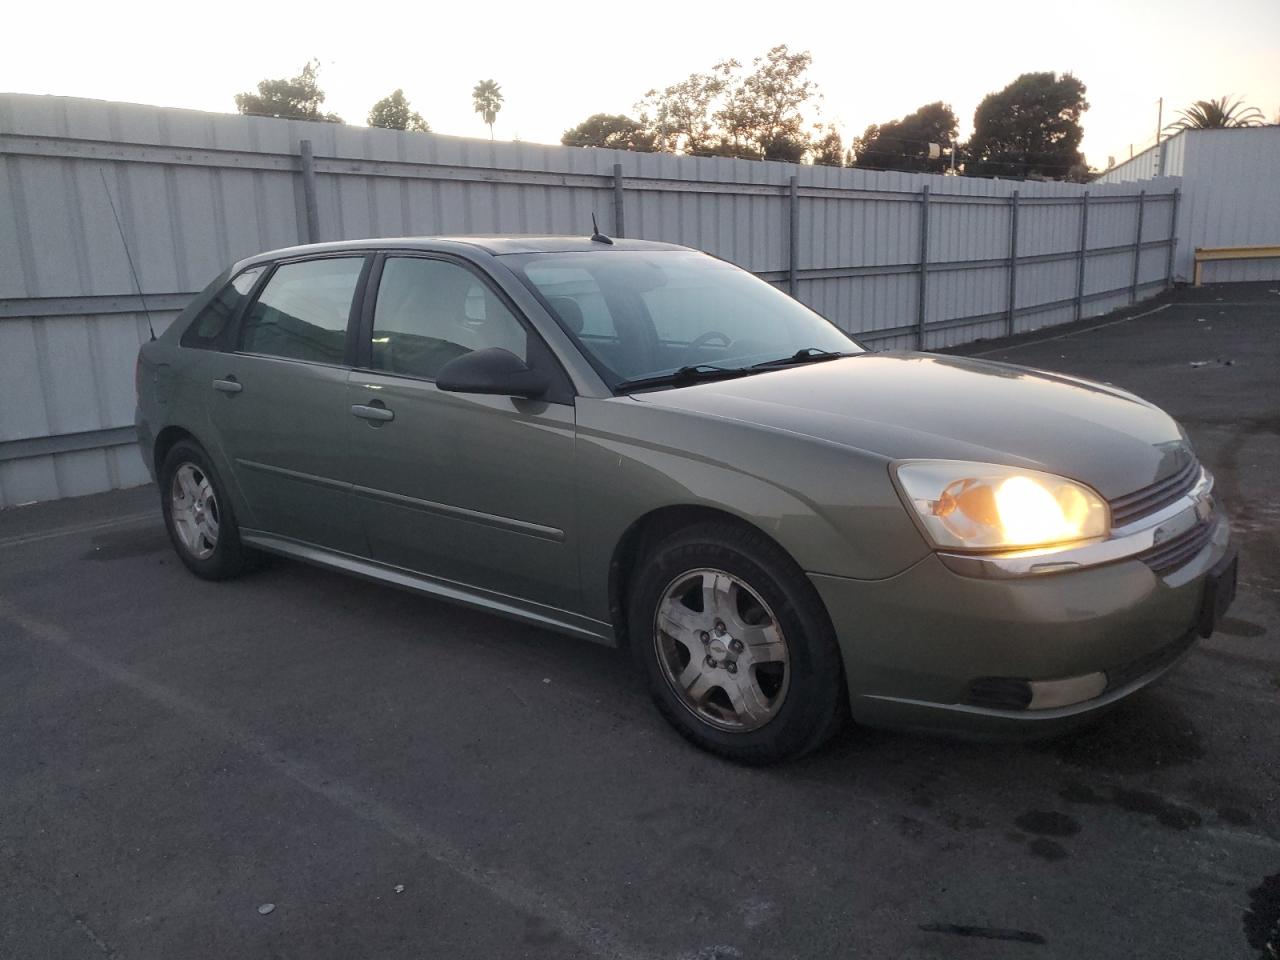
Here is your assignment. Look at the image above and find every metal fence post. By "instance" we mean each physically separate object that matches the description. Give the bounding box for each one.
[788,175,799,297]
[1130,190,1146,302]
[1006,190,1019,337]
[612,163,626,238]
[298,139,321,244]
[1074,191,1090,322]
[1166,187,1181,288]
[917,184,930,349]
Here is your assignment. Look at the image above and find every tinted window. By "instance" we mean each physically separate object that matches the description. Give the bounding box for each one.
[513,250,859,386]
[371,258,528,380]
[643,282,778,344]
[239,258,363,363]
[525,267,618,339]
[181,267,264,349]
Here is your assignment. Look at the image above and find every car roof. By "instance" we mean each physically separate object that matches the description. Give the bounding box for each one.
[236,235,692,269]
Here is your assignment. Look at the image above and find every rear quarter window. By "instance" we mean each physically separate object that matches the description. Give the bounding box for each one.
[238,258,364,364]
[180,267,265,350]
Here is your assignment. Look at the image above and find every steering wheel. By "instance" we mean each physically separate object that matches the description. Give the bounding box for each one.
[686,330,734,352]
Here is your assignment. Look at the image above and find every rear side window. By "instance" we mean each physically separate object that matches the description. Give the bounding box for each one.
[180,267,264,349]
[239,258,364,364]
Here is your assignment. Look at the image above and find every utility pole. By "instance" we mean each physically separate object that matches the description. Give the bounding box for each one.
[1156,97,1165,177]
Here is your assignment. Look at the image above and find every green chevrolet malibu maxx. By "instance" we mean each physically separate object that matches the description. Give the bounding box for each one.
[135,236,1237,762]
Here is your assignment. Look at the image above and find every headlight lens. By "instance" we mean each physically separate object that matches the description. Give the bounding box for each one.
[893,461,1109,551]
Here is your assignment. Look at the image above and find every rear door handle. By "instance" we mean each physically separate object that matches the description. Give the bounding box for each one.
[351,403,394,422]
[212,377,242,394]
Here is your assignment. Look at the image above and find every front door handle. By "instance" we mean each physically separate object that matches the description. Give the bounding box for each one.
[351,403,394,423]
[212,377,242,394]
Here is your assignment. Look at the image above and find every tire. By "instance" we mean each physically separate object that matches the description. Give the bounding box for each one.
[628,520,848,763]
[159,439,248,581]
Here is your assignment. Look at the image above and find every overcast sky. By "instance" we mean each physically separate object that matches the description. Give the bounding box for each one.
[5,0,1278,169]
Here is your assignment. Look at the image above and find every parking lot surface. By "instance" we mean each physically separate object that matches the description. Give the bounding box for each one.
[2,284,1278,960]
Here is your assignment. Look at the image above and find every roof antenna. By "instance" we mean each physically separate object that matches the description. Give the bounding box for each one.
[590,212,613,245]
[99,168,156,341]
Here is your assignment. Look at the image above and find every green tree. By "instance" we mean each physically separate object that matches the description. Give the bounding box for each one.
[964,72,1088,180]
[234,59,343,123]
[637,63,734,155]
[561,113,654,150]
[1166,96,1265,130]
[1065,162,1097,183]
[851,102,958,173]
[472,79,503,139]
[811,128,845,167]
[636,45,821,160]
[367,89,429,132]
[725,45,817,160]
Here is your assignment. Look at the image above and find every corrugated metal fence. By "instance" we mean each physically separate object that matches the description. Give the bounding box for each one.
[0,94,1182,506]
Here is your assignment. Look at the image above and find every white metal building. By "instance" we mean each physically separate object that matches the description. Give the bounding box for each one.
[1095,126,1280,283]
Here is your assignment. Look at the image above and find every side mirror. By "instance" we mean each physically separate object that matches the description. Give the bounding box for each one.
[436,348,550,400]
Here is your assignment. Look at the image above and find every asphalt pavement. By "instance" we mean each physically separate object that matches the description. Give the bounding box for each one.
[2,283,1277,960]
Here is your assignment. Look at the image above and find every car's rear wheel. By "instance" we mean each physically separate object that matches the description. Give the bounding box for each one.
[629,520,847,762]
[159,439,247,580]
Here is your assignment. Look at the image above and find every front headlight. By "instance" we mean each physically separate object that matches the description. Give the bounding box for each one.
[892,461,1109,551]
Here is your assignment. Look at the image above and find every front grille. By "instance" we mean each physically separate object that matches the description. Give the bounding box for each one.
[1137,520,1214,574]
[1109,458,1201,528]
[1104,630,1197,692]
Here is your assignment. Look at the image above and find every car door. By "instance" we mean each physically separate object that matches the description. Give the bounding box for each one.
[204,254,370,555]
[344,253,579,612]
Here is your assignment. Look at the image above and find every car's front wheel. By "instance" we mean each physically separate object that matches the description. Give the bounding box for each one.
[629,520,847,762]
[159,439,247,581]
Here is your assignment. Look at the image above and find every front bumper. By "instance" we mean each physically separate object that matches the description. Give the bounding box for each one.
[810,508,1232,739]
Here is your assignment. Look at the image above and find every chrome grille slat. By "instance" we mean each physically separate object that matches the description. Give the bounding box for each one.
[1109,458,1200,527]
[1137,520,1214,574]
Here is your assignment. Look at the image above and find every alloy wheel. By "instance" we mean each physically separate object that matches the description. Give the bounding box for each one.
[653,568,790,732]
[170,462,220,560]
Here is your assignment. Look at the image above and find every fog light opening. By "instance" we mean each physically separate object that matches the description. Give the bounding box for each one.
[1027,672,1107,710]
[966,671,1108,711]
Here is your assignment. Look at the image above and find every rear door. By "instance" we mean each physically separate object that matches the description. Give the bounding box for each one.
[204,254,370,555]
[344,254,579,611]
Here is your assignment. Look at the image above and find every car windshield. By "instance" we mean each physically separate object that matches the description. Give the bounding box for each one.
[507,250,861,389]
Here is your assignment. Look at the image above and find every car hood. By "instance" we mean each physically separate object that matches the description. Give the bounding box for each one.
[629,352,1190,500]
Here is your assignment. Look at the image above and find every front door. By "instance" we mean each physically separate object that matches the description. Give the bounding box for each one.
[204,255,369,555]
[344,255,578,612]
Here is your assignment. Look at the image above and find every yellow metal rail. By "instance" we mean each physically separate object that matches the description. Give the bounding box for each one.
[1193,244,1280,286]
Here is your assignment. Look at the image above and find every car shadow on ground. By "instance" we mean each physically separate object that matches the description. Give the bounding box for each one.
[76,519,1229,794]
[163,532,1215,785]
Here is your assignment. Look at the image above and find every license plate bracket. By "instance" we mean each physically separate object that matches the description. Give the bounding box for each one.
[1197,548,1238,638]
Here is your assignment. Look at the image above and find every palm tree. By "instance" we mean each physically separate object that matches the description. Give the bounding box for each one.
[472,79,503,140]
[1166,96,1265,131]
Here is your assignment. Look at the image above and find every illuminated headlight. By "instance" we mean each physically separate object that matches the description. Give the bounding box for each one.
[892,461,1109,551]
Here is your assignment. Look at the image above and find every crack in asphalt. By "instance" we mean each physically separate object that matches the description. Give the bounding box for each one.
[2,847,119,958]
[0,512,156,550]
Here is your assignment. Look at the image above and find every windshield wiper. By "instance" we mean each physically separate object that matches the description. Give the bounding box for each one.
[749,347,856,369]
[614,364,749,393]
